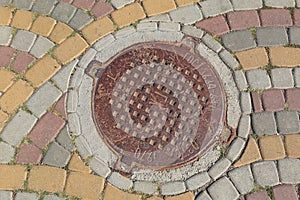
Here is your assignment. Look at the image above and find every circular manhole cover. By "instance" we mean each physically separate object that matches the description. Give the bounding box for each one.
[92,42,226,170]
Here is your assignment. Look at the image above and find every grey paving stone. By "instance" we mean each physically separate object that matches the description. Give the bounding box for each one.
[222,30,256,52]
[110,0,134,9]
[169,4,203,24]
[15,192,38,200]
[252,161,280,186]
[12,0,33,10]
[208,158,231,180]
[74,135,92,159]
[68,112,81,135]
[196,191,212,200]
[241,92,252,114]
[271,68,294,88]
[32,0,56,15]
[67,89,78,113]
[219,49,239,69]
[69,68,84,88]
[295,68,300,87]
[200,0,233,17]
[108,172,133,190]
[0,0,11,6]
[278,158,300,184]
[238,114,251,139]
[11,30,37,52]
[26,82,62,118]
[94,34,115,51]
[0,191,12,200]
[289,27,300,45]
[0,26,12,46]
[182,25,204,38]
[134,181,157,194]
[246,69,271,89]
[0,142,14,163]
[78,48,97,69]
[43,194,66,200]
[159,22,180,32]
[201,34,223,53]
[207,177,239,200]
[114,27,136,39]
[161,181,186,195]
[234,70,248,91]
[257,27,288,47]
[252,112,277,135]
[42,142,71,167]
[140,14,171,23]
[231,0,263,10]
[56,126,74,152]
[276,111,300,134]
[186,172,211,190]
[227,137,246,162]
[30,36,55,58]
[88,157,111,178]
[137,22,157,32]
[264,0,295,7]
[52,59,78,93]
[229,165,254,194]
[1,110,37,146]
[69,9,93,30]
[51,2,76,23]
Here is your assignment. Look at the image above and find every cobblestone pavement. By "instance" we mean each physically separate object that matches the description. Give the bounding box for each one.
[0,0,300,199]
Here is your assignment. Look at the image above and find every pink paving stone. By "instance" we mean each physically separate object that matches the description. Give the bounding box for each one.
[251,92,263,112]
[11,51,35,73]
[227,10,260,31]
[273,185,298,200]
[246,190,271,200]
[286,88,300,111]
[260,9,292,27]
[91,0,114,19]
[0,46,14,67]
[29,112,65,149]
[195,15,230,36]
[72,0,95,10]
[294,9,300,26]
[262,89,285,112]
[16,143,42,164]
[54,93,67,118]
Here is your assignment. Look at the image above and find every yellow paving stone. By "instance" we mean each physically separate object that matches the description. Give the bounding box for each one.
[146,197,164,200]
[82,16,115,44]
[65,172,105,200]
[0,80,34,113]
[30,16,56,37]
[0,7,13,26]
[0,68,15,92]
[111,3,146,28]
[103,184,141,200]
[270,47,300,67]
[11,10,34,30]
[236,48,269,70]
[175,0,199,6]
[52,33,88,65]
[25,55,61,87]
[0,165,27,190]
[285,134,300,158]
[49,22,73,44]
[68,153,90,173]
[259,135,286,160]
[143,0,176,16]
[165,192,194,200]
[234,137,262,167]
[0,110,8,131]
[28,166,66,193]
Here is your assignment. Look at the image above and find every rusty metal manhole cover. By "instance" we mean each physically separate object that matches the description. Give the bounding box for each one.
[91,41,226,170]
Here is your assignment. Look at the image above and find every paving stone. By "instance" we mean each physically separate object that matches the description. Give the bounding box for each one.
[278,158,300,184]
[219,49,239,69]
[67,89,78,113]
[241,92,252,114]
[270,47,300,67]
[15,192,38,200]
[252,161,279,186]
[51,2,76,23]
[208,158,231,180]
[161,181,186,196]
[264,0,295,7]
[200,0,233,17]
[0,142,14,163]
[259,135,286,160]
[228,10,260,31]
[236,48,268,70]
[137,22,157,31]
[186,172,211,190]
[289,27,300,45]
[273,184,299,200]
[169,4,202,25]
[175,0,198,6]
[0,26,12,46]
[88,157,111,177]
[285,134,300,158]
[113,26,136,38]
[143,0,176,17]
[0,46,13,67]
[68,153,90,173]
[32,0,56,15]
[0,110,8,131]
[0,191,12,200]
[0,165,27,190]
[238,114,251,138]
[195,15,229,35]
[260,9,292,27]
[11,10,34,30]
[0,69,15,92]
[31,16,56,38]
[182,25,204,38]
[91,0,114,19]
[251,92,263,112]
[234,71,248,91]
[231,0,262,10]
[252,112,277,134]
[28,166,66,193]
[222,30,256,52]
[16,143,42,164]
[108,172,133,190]
[195,191,212,200]
[103,184,141,200]
[12,0,33,10]
[158,22,180,31]
[0,7,12,26]
[262,89,285,112]
[73,136,92,160]
[69,68,84,89]
[165,192,194,200]
[271,68,294,89]
[56,126,74,152]
[141,14,171,22]
[30,36,55,58]
[78,48,96,69]
[227,137,246,161]
[257,27,288,47]
[229,165,254,194]
[54,93,67,117]
[43,142,71,167]
[295,68,300,87]
[69,9,93,30]
[11,30,37,52]
[49,22,73,44]
[201,34,223,52]
[276,111,300,134]
[43,194,66,200]
[134,181,157,194]
[246,69,271,89]
[246,190,271,200]
[72,0,95,9]
[0,0,11,6]
[207,177,239,200]
[110,0,133,9]
[286,88,300,110]
[12,51,35,73]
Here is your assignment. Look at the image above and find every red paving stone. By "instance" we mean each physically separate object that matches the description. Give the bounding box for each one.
[273,185,298,200]
[246,190,271,200]
[262,89,285,112]
[0,47,14,67]
[16,143,42,164]
[251,92,263,113]
[227,10,260,31]
[294,9,300,26]
[260,9,292,27]
[286,88,300,111]
[72,0,95,9]
[11,51,35,73]
[54,93,67,118]
[29,112,65,148]
[91,0,114,19]
[195,15,229,35]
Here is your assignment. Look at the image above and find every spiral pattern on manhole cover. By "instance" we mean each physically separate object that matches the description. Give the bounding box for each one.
[92,42,226,170]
